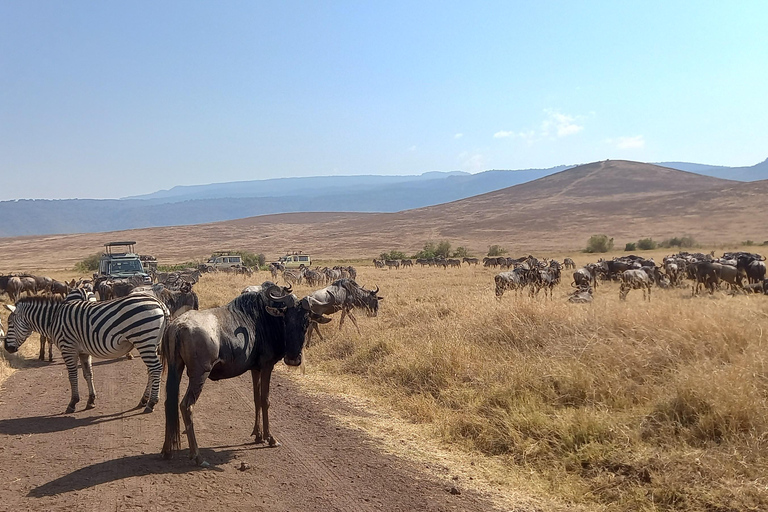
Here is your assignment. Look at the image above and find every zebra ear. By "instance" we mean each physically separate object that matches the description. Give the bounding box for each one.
[5,304,16,312]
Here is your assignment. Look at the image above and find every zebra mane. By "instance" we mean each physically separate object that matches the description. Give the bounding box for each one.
[14,295,65,305]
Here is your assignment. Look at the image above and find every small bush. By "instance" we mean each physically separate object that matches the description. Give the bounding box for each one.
[742,240,755,247]
[659,236,697,248]
[585,235,614,253]
[637,238,657,250]
[625,242,637,251]
[380,250,407,261]
[487,245,508,257]
[452,246,470,258]
[74,253,101,272]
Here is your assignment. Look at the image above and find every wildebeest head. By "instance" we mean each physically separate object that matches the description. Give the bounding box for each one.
[359,285,384,317]
[263,285,331,366]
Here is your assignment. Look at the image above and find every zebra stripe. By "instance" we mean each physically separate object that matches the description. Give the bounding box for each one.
[3,295,169,414]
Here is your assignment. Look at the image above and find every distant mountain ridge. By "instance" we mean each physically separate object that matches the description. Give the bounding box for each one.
[0,158,765,238]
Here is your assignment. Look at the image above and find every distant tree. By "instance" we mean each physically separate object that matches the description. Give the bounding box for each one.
[487,245,508,257]
[637,238,657,250]
[74,253,101,272]
[625,242,637,252]
[585,235,614,253]
[435,241,452,258]
[452,246,470,258]
[413,242,437,259]
[257,253,266,267]
[380,250,407,260]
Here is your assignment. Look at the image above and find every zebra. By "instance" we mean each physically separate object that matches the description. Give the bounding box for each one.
[38,287,99,362]
[2,294,169,414]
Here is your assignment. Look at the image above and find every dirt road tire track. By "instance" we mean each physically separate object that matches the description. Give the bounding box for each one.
[0,356,502,511]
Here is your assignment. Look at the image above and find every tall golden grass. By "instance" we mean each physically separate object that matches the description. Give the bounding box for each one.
[2,258,767,511]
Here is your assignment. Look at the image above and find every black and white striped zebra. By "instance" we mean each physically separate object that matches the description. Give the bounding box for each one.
[2,294,169,413]
[38,287,99,362]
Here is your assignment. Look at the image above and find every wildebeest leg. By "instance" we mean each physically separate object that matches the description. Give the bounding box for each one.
[61,351,81,413]
[251,368,264,442]
[79,353,97,409]
[260,365,280,447]
[344,310,362,335]
[180,370,210,465]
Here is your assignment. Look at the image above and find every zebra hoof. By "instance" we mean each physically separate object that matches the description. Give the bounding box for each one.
[65,405,76,414]
[85,402,95,410]
[126,353,134,360]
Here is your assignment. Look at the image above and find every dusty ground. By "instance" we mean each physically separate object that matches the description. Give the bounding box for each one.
[0,355,505,511]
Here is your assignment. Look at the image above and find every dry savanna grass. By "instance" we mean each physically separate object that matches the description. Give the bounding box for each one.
[2,252,768,511]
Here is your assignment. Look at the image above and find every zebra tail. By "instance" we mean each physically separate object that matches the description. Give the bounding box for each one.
[162,325,183,455]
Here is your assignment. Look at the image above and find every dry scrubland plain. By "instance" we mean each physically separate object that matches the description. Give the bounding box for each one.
[2,249,768,511]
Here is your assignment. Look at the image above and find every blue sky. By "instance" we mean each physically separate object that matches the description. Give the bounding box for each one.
[1,1,766,200]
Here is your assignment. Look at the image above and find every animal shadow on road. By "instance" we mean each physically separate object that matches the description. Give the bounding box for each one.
[0,409,143,436]
[27,448,243,497]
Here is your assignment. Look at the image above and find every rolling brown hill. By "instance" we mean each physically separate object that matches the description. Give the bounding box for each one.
[1,160,765,271]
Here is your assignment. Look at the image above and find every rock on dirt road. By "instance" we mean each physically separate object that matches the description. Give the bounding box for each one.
[0,356,503,511]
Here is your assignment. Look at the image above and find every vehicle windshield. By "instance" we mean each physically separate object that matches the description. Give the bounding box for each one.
[109,260,143,273]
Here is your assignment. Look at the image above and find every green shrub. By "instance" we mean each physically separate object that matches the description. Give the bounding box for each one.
[74,253,101,273]
[452,246,470,258]
[625,242,637,252]
[487,245,508,257]
[637,238,657,250]
[380,250,408,261]
[585,235,614,253]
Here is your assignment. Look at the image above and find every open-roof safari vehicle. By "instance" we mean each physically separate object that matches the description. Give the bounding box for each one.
[204,251,244,271]
[98,241,152,284]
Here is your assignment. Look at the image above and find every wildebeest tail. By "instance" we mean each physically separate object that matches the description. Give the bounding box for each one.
[161,324,183,457]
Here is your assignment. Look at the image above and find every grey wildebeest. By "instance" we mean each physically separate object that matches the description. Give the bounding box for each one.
[304,279,384,346]
[619,269,653,301]
[2,294,169,413]
[494,270,525,297]
[463,257,479,266]
[161,284,331,466]
[131,282,199,320]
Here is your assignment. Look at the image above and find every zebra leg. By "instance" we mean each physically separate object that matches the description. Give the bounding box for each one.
[79,353,97,409]
[251,368,263,442]
[180,370,210,465]
[48,338,53,362]
[39,336,46,361]
[137,347,163,412]
[62,352,81,414]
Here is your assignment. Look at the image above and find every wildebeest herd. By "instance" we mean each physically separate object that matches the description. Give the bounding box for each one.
[0,266,381,467]
[1,248,765,467]
[489,251,767,304]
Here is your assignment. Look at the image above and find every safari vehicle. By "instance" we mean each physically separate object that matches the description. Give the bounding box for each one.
[98,241,152,284]
[203,252,244,271]
[278,251,312,269]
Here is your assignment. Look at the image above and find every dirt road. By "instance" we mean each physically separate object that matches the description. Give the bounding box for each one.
[0,356,502,512]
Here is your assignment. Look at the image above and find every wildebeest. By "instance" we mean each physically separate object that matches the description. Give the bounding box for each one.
[494,270,525,297]
[619,269,653,301]
[160,284,331,465]
[372,259,385,269]
[572,268,593,288]
[563,257,576,270]
[568,285,593,303]
[463,257,479,266]
[131,282,199,320]
[303,279,384,346]
[400,259,413,268]
[446,258,462,268]
[690,261,721,295]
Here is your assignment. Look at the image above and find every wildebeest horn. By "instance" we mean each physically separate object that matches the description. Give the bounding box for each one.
[267,285,288,301]
[282,284,293,294]
[372,285,379,294]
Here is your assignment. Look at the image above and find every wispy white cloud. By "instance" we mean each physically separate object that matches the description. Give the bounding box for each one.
[615,135,645,149]
[541,109,584,137]
[494,109,584,143]
[454,133,463,139]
